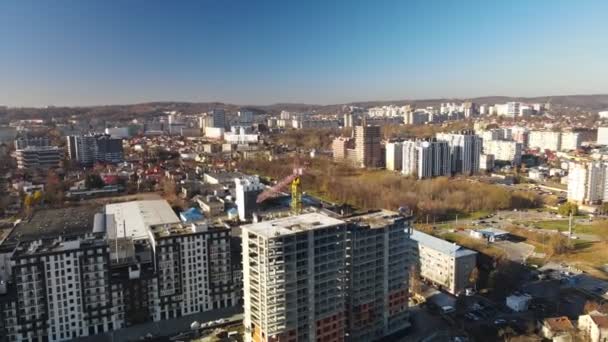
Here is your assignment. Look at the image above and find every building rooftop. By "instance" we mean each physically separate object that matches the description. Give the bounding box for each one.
[149,222,227,239]
[13,236,106,257]
[242,212,345,239]
[105,200,180,240]
[6,206,100,243]
[475,227,509,236]
[590,313,608,329]
[411,230,477,258]
[346,210,408,229]
[543,317,574,332]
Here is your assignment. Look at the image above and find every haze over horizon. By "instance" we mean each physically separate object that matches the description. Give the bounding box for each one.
[1,0,607,107]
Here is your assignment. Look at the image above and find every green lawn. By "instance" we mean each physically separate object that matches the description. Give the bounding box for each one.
[530,219,608,235]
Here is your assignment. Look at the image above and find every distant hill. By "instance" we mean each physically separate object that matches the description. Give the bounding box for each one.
[1,94,607,122]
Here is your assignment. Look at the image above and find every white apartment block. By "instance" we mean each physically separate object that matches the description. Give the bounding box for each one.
[528,131,562,151]
[401,140,450,179]
[479,154,495,171]
[385,141,403,171]
[506,102,521,117]
[597,127,608,145]
[6,237,116,342]
[483,140,522,165]
[567,162,608,204]
[0,201,240,342]
[149,222,236,321]
[560,132,582,151]
[410,230,477,295]
[435,132,482,175]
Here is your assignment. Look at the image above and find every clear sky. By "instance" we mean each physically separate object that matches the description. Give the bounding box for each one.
[1,0,607,107]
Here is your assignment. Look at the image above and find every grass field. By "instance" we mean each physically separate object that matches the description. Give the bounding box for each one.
[530,219,608,236]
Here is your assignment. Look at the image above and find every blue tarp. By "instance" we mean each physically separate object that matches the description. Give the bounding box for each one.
[180,207,204,222]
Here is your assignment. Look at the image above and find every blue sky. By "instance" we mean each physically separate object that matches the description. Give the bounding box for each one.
[1,0,607,107]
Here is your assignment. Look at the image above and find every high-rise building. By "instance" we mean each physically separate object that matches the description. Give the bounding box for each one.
[14,137,50,150]
[0,201,240,342]
[505,102,521,117]
[483,140,522,165]
[242,211,413,342]
[528,131,562,151]
[511,127,529,148]
[235,176,264,221]
[598,127,608,146]
[343,112,353,128]
[479,154,495,171]
[15,146,62,170]
[436,132,482,175]
[332,137,353,162]
[212,109,226,129]
[401,140,450,179]
[567,162,608,204]
[462,102,476,118]
[67,134,123,165]
[560,132,582,151]
[238,111,254,125]
[354,125,382,168]
[344,211,412,341]
[385,141,403,171]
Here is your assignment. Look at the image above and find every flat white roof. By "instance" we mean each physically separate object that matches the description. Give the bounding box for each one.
[105,200,180,240]
[242,212,345,239]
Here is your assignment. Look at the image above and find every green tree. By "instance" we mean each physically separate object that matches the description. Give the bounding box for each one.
[558,202,578,216]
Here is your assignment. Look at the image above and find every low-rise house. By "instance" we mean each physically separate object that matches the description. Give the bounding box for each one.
[579,311,608,342]
[197,195,225,216]
[410,230,477,294]
[541,316,575,342]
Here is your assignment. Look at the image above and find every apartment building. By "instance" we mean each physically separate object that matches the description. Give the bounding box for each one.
[14,137,50,150]
[435,132,482,175]
[528,131,562,152]
[242,211,413,342]
[66,134,124,165]
[332,137,354,162]
[483,140,522,165]
[3,235,115,342]
[560,132,582,151]
[148,222,236,320]
[0,201,240,342]
[567,161,608,204]
[385,141,403,171]
[355,125,382,168]
[410,230,477,294]
[598,127,608,146]
[15,146,62,170]
[401,140,450,179]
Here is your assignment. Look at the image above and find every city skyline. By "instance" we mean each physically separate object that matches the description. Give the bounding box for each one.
[1,0,608,107]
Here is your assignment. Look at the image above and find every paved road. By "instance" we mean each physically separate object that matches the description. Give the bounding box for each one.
[493,240,535,263]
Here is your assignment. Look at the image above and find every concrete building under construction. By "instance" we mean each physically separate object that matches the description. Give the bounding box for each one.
[242,210,413,342]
